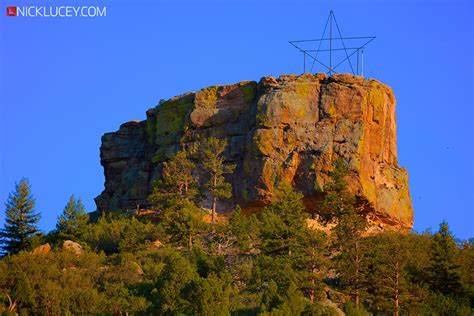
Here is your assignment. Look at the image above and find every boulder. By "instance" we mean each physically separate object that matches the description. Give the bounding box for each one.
[151,239,163,249]
[32,243,51,254]
[62,240,83,255]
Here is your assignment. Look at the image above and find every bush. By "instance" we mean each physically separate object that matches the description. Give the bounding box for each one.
[82,214,165,254]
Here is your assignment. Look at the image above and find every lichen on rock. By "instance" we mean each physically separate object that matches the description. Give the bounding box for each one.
[95,73,414,229]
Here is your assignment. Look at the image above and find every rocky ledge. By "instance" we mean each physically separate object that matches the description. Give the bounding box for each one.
[95,73,413,229]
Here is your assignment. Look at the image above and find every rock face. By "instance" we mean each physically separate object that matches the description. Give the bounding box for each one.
[95,73,413,229]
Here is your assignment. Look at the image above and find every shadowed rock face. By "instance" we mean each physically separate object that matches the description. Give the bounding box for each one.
[95,73,414,229]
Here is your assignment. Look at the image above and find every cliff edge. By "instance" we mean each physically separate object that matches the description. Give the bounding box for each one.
[95,73,414,229]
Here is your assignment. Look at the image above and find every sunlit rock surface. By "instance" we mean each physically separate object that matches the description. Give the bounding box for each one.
[95,73,413,229]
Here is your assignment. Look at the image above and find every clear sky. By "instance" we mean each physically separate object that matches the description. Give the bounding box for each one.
[0,0,473,239]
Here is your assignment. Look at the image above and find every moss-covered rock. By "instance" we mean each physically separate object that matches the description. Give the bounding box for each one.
[147,93,194,144]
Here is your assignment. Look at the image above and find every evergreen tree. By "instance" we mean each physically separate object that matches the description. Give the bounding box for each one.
[185,272,233,315]
[457,243,474,307]
[258,280,307,315]
[367,232,410,316]
[258,184,327,303]
[151,252,198,314]
[159,199,204,249]
[333,207,368,309]
[82,215,164,254]
[199,137,235,225]
[0,247,107,314]
[149,150,199,210]
[320,158,356,221]
[426,221,462,296]
[149,150,204,249]
[323,159,368,309]
[56,195,89,241]
[10,271,35,313]
[0,179,40,255]
[299,229,328,304]
[227,205,260,252]
[259,184,308,257]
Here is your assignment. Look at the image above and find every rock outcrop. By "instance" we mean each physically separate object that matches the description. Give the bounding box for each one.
[32,243,51,254]
[62,240,83,255]
[95,73,413,229]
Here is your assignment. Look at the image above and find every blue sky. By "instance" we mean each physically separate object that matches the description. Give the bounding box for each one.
[0,0,473,239]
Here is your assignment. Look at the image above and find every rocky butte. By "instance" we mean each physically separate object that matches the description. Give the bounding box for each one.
[95,73,414,230]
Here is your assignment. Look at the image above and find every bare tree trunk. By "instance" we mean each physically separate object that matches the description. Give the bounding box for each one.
[309,269,315,303]
[394,261,400,316]
[355,290,360,310]
[5,294,17,313]
[309,246,316,303]
[211,174,218,225]
[212,196,217,225]
[355,241,360,309]
[188,233,193,250]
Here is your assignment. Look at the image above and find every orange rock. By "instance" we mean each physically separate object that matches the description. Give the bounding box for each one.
[150,239,164,250]
[32,243,51,254]
[96,73,413,229]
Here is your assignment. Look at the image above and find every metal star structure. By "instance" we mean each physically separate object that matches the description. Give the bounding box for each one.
[289,10,375,76]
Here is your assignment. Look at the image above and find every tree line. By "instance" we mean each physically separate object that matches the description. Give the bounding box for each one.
[0,137,472,315]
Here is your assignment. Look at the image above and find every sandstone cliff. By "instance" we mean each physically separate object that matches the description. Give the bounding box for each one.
[95,73,413,229]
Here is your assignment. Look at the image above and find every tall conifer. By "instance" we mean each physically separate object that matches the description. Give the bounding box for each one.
[56,195,89,241]
[0,179,40,254]
[199,137,235,225]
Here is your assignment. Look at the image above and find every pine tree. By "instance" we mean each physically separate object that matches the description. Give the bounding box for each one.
[148,150,204,249]
[323,159,368,309]
[227,205,260,252]
[259,184,327,303]
[159,199,203,249]
[333,207,368,309]
[259,184,308,257]
[56,195,89,241]
[184,272,232,315]
[149,150,199,210]
[0,179,40,255]
[367,232,410,316]
[151,252,198,314]
[258,280,307,315]
[199,137,235,225]
[426,221,462,296]
[163,150,198,200]
[320,158,356,221]
[300,229,328,303]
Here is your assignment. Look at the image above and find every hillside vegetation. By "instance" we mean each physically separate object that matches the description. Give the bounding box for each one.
[0,139,472,315]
